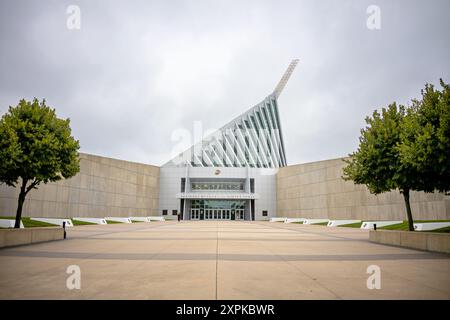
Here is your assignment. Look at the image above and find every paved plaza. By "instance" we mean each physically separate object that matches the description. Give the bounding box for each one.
[0,221,448,299]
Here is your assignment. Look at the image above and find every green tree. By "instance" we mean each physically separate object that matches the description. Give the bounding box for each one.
[0,99,80,228]
[343,103,420,231]
[344,80,450,231]
[399,79,450,195]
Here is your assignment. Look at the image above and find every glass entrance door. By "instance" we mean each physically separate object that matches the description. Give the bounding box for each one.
[191,209,200,220]
[196,208,232,220]
[189,200,246,220]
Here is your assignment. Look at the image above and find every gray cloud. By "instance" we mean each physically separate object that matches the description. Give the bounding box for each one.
[1,0,449,166]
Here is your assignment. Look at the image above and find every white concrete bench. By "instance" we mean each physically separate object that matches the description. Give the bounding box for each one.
[284,218,305,224]
[270,217,287,222]
[303,219,330,225]
[360,221,402,229]
[104,217,132,223]
[327,220,361,227]
[147,216,166,221]
[30,218,73,227]
[414,222,450,231]
[0,219,24,228]
[73,217,107,225]
[129,217,150,222]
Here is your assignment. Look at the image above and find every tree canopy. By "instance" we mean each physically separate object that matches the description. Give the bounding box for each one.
[398,79,450,193]
[0,98,80,228]
[343,80,450,231]
[343,103,414,194]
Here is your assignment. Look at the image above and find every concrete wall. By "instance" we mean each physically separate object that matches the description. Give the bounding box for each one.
[2,153,448,221]
[277,157,450,221]
[0,227,64,248]
[369,230,450,254]
[0,153,160,218]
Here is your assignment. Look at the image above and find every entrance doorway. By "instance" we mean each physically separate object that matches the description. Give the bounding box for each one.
[235,209,244,220]
[190,200,246,220]
[200,209,231,220]
[191,209,200,220]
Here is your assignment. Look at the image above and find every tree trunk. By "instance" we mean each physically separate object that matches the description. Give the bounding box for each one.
[402,188,414,231]
[15,179,27,229]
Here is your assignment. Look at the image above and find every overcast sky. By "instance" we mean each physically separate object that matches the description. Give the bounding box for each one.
[1,0,449,166]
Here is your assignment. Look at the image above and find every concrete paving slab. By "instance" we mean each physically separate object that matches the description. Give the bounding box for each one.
[0,221,448,299]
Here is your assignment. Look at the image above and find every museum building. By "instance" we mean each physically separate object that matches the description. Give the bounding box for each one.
[158,60,300,220]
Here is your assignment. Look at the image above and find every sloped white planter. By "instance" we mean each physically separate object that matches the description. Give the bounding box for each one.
[284,218,305,224]
[303,219,329,225]
[414,222,450,231]
[105,217,132,223]
[0,219,24,228]
[30,218,73,227]
[360,221,402,229]
[270,217,287,222]
[147,216,166,221]
[327,220,361,227]
[130,217,150,222]
[73,217,107,225]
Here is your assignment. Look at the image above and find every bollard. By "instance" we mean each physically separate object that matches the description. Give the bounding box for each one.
[63,221,67,239]
[373,223,377,231]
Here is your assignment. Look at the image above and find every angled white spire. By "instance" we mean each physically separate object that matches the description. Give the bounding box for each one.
[163,60,298,168]
[273,59,299,98]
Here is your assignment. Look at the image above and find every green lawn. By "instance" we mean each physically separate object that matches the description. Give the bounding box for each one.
[338,222,363,228]
[337,219,450,233]
[335,220,450,233]
[106,219,123,224]
[71,219,96,226]
[23,218,59,227]
[429,226,450,233]
[0,216,58,228]
[380,220,450,232]
[313,222,329,226]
